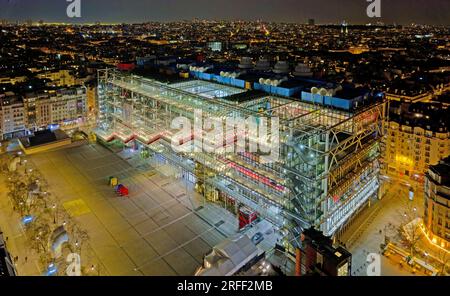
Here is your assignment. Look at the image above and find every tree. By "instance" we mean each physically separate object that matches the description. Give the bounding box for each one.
[0,154,11,172]
[397,205,423,260]
[28,221,52,256]
[7,177,29,215]
[3,157,97,275]
[7,175,48,216]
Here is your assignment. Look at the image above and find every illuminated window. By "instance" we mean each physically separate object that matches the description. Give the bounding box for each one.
[338,263,349,276]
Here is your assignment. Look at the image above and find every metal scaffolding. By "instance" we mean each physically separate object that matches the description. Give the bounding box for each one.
[96,69,386,248]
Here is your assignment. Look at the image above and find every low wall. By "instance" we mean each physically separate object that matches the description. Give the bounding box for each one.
[19,138,74,155]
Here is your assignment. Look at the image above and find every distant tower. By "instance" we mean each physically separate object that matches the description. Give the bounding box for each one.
[341,21,349,35]
[308,19,315,26]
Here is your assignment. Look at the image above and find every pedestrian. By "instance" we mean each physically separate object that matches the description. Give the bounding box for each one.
[5,236,8,242]
[25,256,28,263]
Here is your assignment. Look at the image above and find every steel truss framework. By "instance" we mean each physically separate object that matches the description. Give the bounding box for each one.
[96,69,386,247]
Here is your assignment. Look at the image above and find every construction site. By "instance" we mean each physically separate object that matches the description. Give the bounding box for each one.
[95,68,386,251]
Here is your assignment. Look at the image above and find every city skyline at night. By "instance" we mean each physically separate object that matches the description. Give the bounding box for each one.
[0,0,449,25]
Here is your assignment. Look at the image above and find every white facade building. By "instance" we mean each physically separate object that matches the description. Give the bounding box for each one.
[0,92,26,140]
[24,87,87,131]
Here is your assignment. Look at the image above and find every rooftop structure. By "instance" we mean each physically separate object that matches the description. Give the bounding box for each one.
[238,57,253,70]
[18,129,72,155]
[194,235,263,276]
[255,58,271,72]
[293,63,313,78]
[96,69,386,248]
[296,228,352,276]
[273,61,290,75]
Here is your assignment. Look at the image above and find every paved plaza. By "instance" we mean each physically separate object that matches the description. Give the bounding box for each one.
[26,143,240,275]
[342,176,424,276]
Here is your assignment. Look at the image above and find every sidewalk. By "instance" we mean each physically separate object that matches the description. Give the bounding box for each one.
[342,178,425,276]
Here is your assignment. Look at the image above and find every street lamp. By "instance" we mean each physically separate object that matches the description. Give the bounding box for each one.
[75,240,81,257]
[52,204,57,224]
[383,225,390,245]
[91,264,100,276]
[35,236,41,252]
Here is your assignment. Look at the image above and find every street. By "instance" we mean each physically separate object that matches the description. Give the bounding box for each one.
[342,176,425,276]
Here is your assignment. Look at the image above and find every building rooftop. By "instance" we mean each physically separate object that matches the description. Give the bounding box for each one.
[432,92,450,105]
[0,92,23,106]
[195,235,261,276]
[429,156,450,187]
[19,129,69,148]
[302,228,352,266]
[389,102,450,133]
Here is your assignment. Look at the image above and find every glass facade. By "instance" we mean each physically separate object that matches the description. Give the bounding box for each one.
[96,69,386,246]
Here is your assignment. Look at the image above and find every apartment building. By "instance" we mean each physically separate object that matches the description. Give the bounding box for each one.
[0,75,28,85]
[0,92,26,140]
[86,82,97,114]
[383,102,450,180]
[36,69,76,87]
[23,87,87,131]
[424,156,450,248]
[386,92,432,103]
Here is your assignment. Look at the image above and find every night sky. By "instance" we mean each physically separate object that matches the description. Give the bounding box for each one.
[0,0,449,25]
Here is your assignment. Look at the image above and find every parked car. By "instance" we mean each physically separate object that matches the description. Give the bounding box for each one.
[251,232,264,245]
